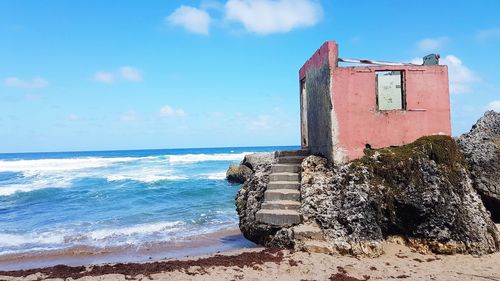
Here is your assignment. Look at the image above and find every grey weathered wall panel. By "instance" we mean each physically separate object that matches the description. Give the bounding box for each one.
[305,62,333,162]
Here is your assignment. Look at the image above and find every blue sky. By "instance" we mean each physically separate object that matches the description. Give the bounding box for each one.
[0,0,499,153]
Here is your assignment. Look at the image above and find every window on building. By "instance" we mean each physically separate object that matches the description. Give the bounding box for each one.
[376,71,405,111]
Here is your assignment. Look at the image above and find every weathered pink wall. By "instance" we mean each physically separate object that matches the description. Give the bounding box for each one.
[299,41,451,163]
[332,65,451,161]
[299,41,338,80]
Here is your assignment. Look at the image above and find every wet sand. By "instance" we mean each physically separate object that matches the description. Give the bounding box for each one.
[0,228,255,271]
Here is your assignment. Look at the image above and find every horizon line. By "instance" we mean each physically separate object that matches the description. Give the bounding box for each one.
[0,144,301,156]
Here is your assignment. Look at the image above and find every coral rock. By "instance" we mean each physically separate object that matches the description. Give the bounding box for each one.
[226,152,274,184]
[236,134,500,256]
[457,110,500,221]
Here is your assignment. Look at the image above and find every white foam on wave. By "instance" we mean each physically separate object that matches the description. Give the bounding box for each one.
[0,156,157,173]
[105,167,187,183]
[168,152,253,164]
[89,221,185,241]
[106,174,186,183]
[0,232,65,247]
[0,221,185,251]
[0,151,249,196]
[0,177,72,196]
[0,156,173,196]
[204,172,227,180]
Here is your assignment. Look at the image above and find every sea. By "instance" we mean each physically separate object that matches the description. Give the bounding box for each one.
[0,146,298,265]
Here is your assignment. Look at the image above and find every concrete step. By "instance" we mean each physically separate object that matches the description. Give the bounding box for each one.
[267,181,300,190]
[276,150,310,157]
[272,164,300,173]
[293,224,325,241]
[261,200,301,211]
[256,209,302,226]
[300,240,333,254]
[264,189,300,201]
[278,156,306,164]
[270,172,300,182]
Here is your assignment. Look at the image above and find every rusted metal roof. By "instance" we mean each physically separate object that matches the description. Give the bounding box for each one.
[338,54,440,66]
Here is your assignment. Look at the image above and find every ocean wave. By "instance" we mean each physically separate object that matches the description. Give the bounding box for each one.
[167,152,252,164]
[104,167,186,183]
[0,221,185,250]
[203,172,227,180]
[0,233,65,247]
[0,156,157,173]
[89,221,185,241]
[0,151,253,173]
[0,149,266,257]
[0,177,72,196]
[0,156,179,195]
[106,174,186,183]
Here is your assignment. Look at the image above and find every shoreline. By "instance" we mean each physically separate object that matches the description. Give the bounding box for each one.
[0,227,255,271]
[1,240,499,281]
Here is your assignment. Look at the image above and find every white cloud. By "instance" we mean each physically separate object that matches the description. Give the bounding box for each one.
[167,6,211,35]
[477,28,500,41]
[94,67,142,83]
[225,0,323,34]
[93,71,115,83]
[160,105,187,117]
[487,100,500,112]
[4,77,49,89]
[411,54,480,94]
[119,66,143,82]
[417,37,449,52]
[441,55,480,94]
[249,115,272,130]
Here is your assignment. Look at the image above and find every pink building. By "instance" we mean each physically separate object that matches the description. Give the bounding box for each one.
[299,41,451,164]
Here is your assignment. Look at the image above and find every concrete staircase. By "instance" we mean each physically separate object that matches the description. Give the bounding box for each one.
[255,150,309,226]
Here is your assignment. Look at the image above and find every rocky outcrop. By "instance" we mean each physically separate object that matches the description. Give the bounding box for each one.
[300,155,384,256]
[457,111,500,221]
[241,152,275,171]
[236,135,500,256]
[235,162,294,247]
[226,152,274,184]
[302,136,499,256]
[226,164,253,184]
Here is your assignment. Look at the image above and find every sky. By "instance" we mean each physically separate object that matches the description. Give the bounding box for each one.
[0,0,499,153]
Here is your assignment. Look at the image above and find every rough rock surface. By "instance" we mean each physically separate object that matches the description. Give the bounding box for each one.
[235,162,294,247]
[226,152,274,184]
[241,152,274,171]
[236,135,500,256]
[300,156,384,256]
[226,164,253,184]
[457,111,500,221]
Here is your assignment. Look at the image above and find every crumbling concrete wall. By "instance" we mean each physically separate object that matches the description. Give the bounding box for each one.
[304,62,334,161]
[299,42,339,163]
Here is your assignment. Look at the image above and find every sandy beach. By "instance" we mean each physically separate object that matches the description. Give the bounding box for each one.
[1,227,499,281]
